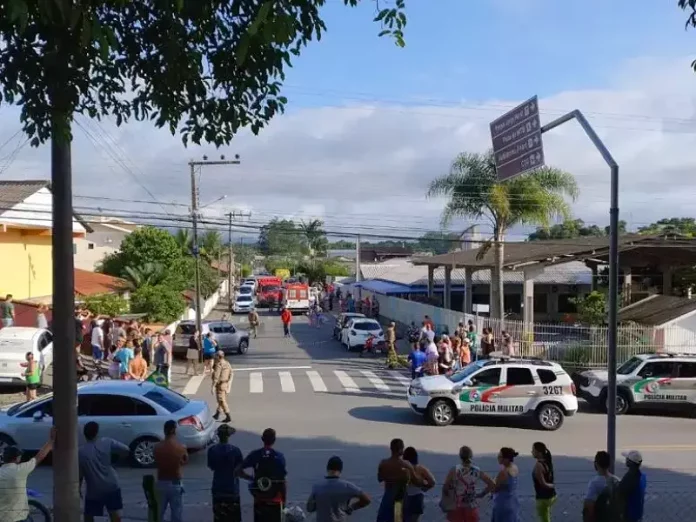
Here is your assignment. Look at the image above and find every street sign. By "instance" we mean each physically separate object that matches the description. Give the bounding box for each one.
[490,95,545,181]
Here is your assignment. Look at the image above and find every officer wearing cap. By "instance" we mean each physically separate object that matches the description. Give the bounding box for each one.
[212,350,233,423]
[207,424,243,522]
[619,450,647,522]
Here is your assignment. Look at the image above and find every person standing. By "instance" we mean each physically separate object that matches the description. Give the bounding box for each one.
[24,351,40,401]
[306,456,371,521]
[203,332,218,373]
[583,451,620,522]
[532,442,556,522]
[386,321,397,356]
[154,332,172,384]
[186,330,201,376]
[208,424,244,522]
[376,438,417,522]
[248,309,260,339]
[237,428,287,522]
[492,447,521,522]
[402,447,435,522]
[441,445,495,522]
[79,421,130,522]
[407,344,427,380]
[619,451,647,522]
[141,328,153,367]
[212,351,233,423]
[36,304,49,329]
[128,347,149,381]
[115,339,135,379]
[91,320,105,360]
[0,428,55,522]
[280,307,292,337]
[1,294,15,328]
[154,420,188,522]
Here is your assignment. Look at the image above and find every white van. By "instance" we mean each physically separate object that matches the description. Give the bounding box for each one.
[0,328,54,385]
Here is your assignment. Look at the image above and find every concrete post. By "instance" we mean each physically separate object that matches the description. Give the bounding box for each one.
[464,268,473,315]
[522,266,543,356]
[427,266,435,299]
[663,267,673,296]
[622,266,632,306]
[444,266,452,310]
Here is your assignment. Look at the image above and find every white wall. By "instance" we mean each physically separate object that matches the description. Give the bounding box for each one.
[0,187,85,232]
[73,238,119,271]
[662,313,696,353]
[165,279,229,333]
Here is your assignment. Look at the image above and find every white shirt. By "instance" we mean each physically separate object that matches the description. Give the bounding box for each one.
[91,326,104,347]
[0,458,36,522]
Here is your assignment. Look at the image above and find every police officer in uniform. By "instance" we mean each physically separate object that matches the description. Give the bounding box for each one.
[248,309,260,339]
[212,351,232,423]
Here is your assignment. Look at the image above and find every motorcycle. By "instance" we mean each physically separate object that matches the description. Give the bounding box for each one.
[360,334,386,357]
[77,354,112,382]
[27,489,51,522]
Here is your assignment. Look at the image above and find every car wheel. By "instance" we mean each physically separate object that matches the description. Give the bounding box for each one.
[238,339,249,355]
[536,403,564,431]
[0,434,16,465]
[130,437,159,468]
[614,392,630,415]
[428,399,455,426]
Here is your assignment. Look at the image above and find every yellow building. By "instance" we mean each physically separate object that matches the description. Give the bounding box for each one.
[0,180,88,300]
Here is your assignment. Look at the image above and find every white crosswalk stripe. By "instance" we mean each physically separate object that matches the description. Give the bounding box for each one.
[388,371,412,388]
[334,370,360,392]
[279,371,296,393]
[307,370,328,392]
[360,370,390,391]
[250,372,263,393]
[181,375,205,395]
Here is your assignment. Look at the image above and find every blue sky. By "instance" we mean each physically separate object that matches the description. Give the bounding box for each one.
[283,0,693,106]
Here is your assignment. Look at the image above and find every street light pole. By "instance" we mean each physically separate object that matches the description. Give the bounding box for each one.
[188,156,240,337]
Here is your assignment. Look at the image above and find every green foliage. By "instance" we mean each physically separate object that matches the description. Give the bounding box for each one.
[101,227,182,278]
[199,230,223,262]
[299,219,329,258]
[123,262,168,290]
[296,259,349,284]
[173,229,192,254]
[638,217,696,237]
[240,265,252,278]
[571,291,606,326]
[257,219,305,256]
[529,219,627,241]
[231,244,257,267]
[130,285,186,323]
[83,293,129,317]
[416,231,459,254]
[0,0,406,146]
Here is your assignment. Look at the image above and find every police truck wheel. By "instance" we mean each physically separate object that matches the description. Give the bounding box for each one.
[428,399,455,426]
[536,403,564,431]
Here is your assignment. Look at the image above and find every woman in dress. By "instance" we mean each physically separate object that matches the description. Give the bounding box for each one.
[492,447,521,522]
[441,446,495,522]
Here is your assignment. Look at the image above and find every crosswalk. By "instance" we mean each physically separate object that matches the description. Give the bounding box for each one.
[177,368,413,396]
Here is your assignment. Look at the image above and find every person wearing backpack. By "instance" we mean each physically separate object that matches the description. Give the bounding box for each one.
[237,428,287,522]
[583,451,621,522]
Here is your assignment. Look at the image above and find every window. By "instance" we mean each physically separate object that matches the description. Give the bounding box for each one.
[618,357,643,375]
[299,289,308,299]
[471,368,501,386]
[177,324,197,335]
[289,290,297,299]
[72,243,77,255]
[505,367,535,386]
[133,398,158,416]
[17,398,53,418]
[38,332,52,351]
[144,389,189,413]
[88,243,95,250]
[638,361,678,378]
[537,369,558,384]
[353,322,380,331]
[504,294,521,314]
[534,293,548,314]
[678,362,696,378]
[237,295,252,302]
[82,394,138,416]
[220,325,235,334]
[558,294,578,314]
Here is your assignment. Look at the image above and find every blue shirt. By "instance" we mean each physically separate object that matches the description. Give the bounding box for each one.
[620,469,646,522]
[241,447,287,501]
[408,350,427,371]
[207,443,244,497]
[203,337,217,355]
[115,348,134,375]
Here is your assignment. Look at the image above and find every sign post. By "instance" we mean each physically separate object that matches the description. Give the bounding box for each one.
[490,96,545,181]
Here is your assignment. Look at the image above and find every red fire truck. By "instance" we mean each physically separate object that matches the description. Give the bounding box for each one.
[283,282,310,313]
[256,276,282,308]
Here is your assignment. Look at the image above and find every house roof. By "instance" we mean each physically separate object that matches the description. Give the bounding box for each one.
[0,179,93,233]
[74,269,128,296]
[618,294,696,326]
[360,258,592,287]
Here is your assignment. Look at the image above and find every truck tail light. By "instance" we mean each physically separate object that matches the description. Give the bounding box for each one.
[178,415,204,431]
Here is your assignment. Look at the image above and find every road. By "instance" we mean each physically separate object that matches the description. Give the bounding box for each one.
[17,306,696,521]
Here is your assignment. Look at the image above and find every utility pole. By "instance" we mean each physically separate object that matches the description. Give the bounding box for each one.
[355,234,361,282]
[227,212,235,300]
[189,155,240,337]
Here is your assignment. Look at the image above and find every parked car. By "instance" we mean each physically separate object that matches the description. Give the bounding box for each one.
[333,313,365,340]
[237,286,254,297]
[0,380,216,467]
[232,294,255,314]
[172,320,250,357]
[0,328,54,386]
[341,318,384,351]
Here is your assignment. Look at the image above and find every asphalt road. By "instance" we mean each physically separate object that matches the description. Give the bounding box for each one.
[16,306,696,521]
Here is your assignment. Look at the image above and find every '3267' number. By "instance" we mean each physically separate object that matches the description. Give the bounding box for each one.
[543,385,562,395]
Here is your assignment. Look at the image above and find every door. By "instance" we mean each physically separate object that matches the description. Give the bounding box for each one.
[671,361,696,405]
[213,323,236,350]
[79,394,142,445]
[458,367,505,415]
[634,361,679,405]
[38,331,53,369]
[501,366,538,415]
[14,398,55,450]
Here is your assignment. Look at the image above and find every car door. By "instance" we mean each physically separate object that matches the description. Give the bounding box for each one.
[216,322,236,350]
[13,397,55,450]
[458,367,505,415]
[671,361,696,405]
[634,361,680,405]
[79,393,141,445]
[223,323,241,349]
[500,366,538,415]
[341,319,354,345]
[38,331,53,369]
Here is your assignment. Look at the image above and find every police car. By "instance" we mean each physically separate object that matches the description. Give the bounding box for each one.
[407,356,578,430]
[576,352,696,415]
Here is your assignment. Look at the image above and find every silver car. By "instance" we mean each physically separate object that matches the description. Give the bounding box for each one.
[0,381,216,467]
[172,320,250,357]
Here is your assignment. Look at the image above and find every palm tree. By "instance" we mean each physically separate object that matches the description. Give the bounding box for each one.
[300,219,328,263]
[427,151,578,320]
[123,262,168,290]
[199,230,223,263]
[173,229,192,254]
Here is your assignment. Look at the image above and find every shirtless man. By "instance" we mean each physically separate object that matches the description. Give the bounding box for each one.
[376,439,418,522]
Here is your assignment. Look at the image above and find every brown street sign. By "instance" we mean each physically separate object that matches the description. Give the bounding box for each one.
[490,96,545,181]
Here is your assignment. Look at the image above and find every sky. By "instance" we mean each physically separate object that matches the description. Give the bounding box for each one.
[2,0,696,244]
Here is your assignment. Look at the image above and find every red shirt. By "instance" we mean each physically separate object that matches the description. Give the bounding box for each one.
[281,310,292,324]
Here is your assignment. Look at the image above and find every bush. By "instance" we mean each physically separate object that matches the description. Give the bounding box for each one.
[83,293,129,317]
[130,285,186,323]
[240,265,252,277]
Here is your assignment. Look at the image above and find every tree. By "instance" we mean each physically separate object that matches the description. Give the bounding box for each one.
[123,262,168,290]
[638,217,696,237]
[230,244,257,267]
[173,229,192,254]
[427,151,578,320]
[101,227,182,278]
[130,285,186,323]
[571,291,607,326]
[83,293,129,317]
[199,229,223,262]
[299,219,329,261]
[528,219,627,241]
[257,218,304,256]
[416,231,459,254]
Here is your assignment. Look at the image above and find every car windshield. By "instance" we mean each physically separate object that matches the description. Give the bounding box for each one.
[7,393,54,416]
[262,285,280,292]
[237,295,252,302]
[352,322,380,331]
[143,388,189,412]
[447,361,488,383]
[617,356,644,375]
[177,324,196,335]
[239,287,252,294]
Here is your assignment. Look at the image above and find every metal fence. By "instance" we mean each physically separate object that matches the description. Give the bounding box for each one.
[347,289,696,369]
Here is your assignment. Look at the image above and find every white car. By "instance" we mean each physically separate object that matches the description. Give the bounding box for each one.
[237,285,254,297]
[0,327,54,386]
[341,318,384,351]
[407,358,578,430]
[577,352,696,415]
[232,294,255,314]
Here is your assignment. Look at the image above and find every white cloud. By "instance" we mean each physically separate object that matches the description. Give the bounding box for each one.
[1,56,696,243]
